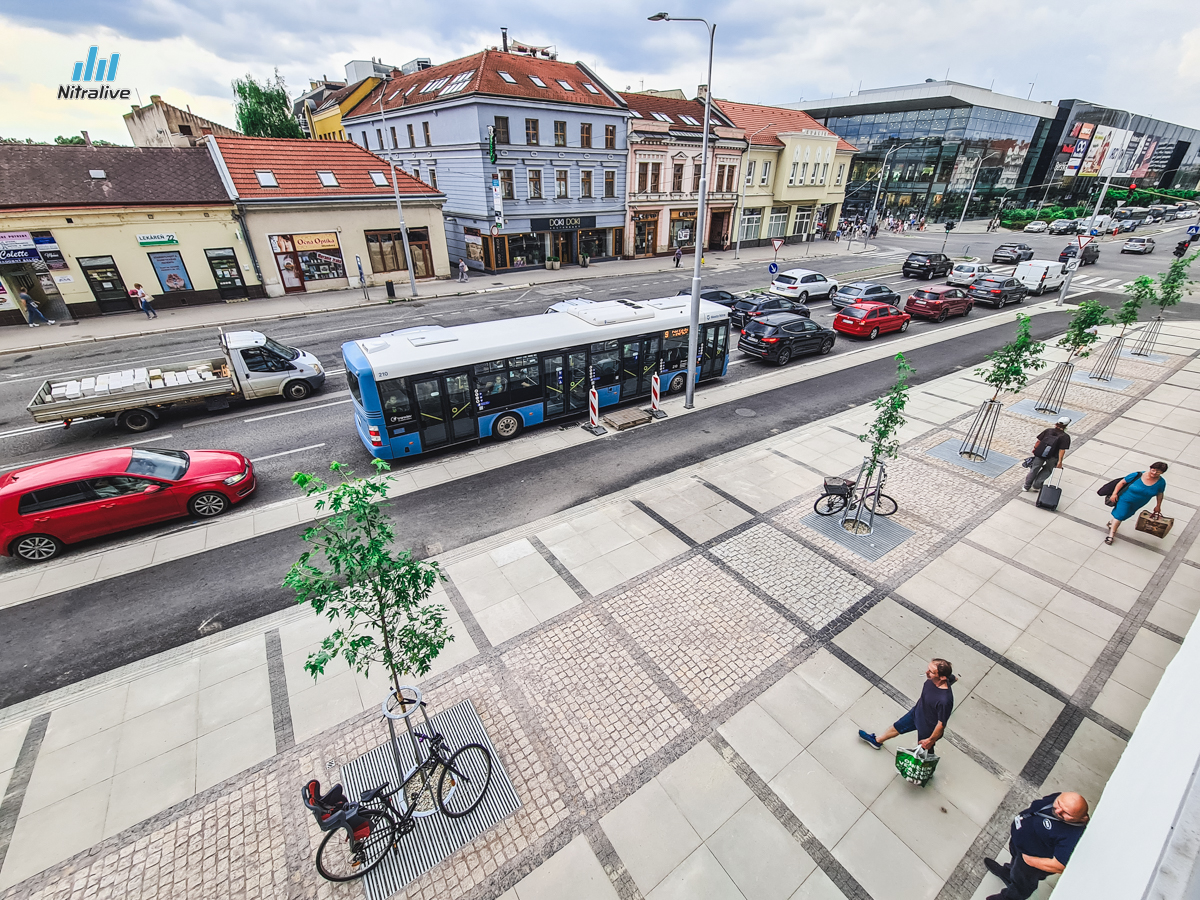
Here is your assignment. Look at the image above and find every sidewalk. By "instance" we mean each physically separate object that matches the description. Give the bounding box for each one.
[0,320,1197,900]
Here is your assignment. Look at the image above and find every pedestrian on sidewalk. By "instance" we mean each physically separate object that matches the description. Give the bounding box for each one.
[983,792,1089,900]
[673,246,683,268]
[19,289,54,327]
[457,258,469,283]
[859,658,955,752]
[1024,416,1071,492]
[133,284,157,319]
[1105,462,1168,545]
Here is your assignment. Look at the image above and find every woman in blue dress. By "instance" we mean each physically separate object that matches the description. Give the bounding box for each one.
[1106,462,1168,545]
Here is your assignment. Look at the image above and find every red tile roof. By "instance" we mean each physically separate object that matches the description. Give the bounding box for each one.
[618,92,736,132]
[209,136,440,200]
[714,100,857,153]
[345,50,624,119]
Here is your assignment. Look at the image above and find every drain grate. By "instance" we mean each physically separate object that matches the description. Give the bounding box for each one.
[798,511,914,561]
[1007,398,1087,425]
[925,439,1019,478]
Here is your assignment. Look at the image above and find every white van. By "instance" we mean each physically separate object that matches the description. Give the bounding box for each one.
[1014,260,1067,296]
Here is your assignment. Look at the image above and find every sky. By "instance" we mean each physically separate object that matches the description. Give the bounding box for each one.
[3,0,1199,145]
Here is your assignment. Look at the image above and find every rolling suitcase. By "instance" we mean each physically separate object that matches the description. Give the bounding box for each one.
[1036,468,1062,511]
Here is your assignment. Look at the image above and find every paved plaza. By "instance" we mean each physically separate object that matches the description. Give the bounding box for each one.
[1,318,1198,900]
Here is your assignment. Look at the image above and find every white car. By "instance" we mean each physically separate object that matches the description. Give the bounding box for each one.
[1023,220,1049,233]
[946,263,993,287]
[769,268,838,302]
[1121,237,1156,254]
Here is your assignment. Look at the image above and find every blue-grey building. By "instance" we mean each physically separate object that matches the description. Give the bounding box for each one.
[342,47,630,274]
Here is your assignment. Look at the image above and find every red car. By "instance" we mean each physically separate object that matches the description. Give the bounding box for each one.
[832,301,911,340]
[1,447,255,562]
[904,285,974,322]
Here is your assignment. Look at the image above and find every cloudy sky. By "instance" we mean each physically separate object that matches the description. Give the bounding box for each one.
[3,0,1199,144]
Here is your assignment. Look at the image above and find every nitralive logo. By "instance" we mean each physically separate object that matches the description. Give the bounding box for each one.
[58,46,130,100]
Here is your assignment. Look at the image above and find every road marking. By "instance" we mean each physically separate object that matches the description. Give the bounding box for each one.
[1094,279,1121,288]
[0,434,174,472]
[243,398,353,422]
[251,443,327,462]
[0,421,69,440]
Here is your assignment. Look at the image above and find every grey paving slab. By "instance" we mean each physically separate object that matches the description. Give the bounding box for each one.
[925,439,1020,478]
[600,778,703,895]
[647,846,746,900]
[512,835,619,900]
[657,741,754,841]
[708,798,817,900]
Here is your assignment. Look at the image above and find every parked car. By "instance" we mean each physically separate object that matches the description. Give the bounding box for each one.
[738,313,837,366]
[768,269,838,302]
[675,288,739,307]
[1023,220,1049,233]
[1121,237,1156,255]
[991,243,1035,263]
[1048,219,1077,235]
[830,281,902,311]
[968,275,1029,308]
[1059,243,1100,265]
[901,252,953,279]
[904,286,974,321]
[1117,218,1140,233]
[946,263,993,287]
[0,447,255,562]
[729,294,810,331]
[832,301,911,340]
[1014,260,1067,295]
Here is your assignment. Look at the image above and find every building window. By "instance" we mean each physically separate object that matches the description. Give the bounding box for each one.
[637,162,648,194]
[369,171,389,186]
[556,169,569,198]
[693,165,701,193]
[766,206,789,238]
[525,118,539,145]
[604,124,616,149]
[428,167,438,189]
[580,123,592,148]
[725,166,737,192]
[800,162,808,183]
[809,163,818,184]
[759,161,771,185]
[789,162,799,186]
[554,121,566,147]
[745,160,755,184]
[412,166,419,183]
[407,124,416,147]
[820,163,829,184]
[581,170,593,198]
[390,126,398,149]
[500,169,514,199]
[361,131,368,147]
[604,170,615,198]
[254,170,278,187]
[836,163,845,185]
[716,165,726,193]
[365,230,408,272]
[494,116,510,144]
[650,163,661,193]
[672,163,684,192]
[792,207,813,235]
[422,122,431,146]
[376,128,384,150]
[738,207,763,242]
[528,169,543,199]
[317,170,339,187]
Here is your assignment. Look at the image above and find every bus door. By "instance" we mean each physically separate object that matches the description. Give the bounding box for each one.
[701,323,728,379]
[412,372,476,449]
[542,349,589,419]
[621,336,661,399]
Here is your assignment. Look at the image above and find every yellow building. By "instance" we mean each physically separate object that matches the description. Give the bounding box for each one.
[310,78,382,142]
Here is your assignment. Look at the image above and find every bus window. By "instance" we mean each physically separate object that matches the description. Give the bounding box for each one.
[507,355,541,404]
[662,330,690,370]
[474,360,509,409]
[591,340,620,387]
[347,369,363,406]
[378,377,414,426]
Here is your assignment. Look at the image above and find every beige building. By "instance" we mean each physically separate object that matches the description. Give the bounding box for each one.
[715,100,858,247]
[124,95,241,148]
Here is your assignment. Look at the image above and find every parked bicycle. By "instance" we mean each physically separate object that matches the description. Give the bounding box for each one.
[302,726,494,881]
[813,475,897,517]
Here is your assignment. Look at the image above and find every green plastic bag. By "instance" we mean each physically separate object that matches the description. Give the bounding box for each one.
[895,747,939,786]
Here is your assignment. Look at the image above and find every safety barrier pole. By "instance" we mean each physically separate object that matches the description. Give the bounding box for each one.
[649,372,667,419]
[582,387,607,435]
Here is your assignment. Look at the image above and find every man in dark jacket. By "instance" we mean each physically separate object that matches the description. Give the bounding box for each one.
[1025,416,1071,492]
[858,658,955,752]
[984,792,1089,899]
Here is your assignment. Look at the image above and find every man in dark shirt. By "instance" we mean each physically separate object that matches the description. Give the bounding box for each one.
[984,791,1089,899]
[859,658,954,752]
[1024,417,1071,492]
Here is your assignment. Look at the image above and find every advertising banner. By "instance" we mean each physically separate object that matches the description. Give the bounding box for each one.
[291,232,341,252]
[32,231,69,270]
[1131,137,1159,178]
[147,250,194,291]
[0,232,40,264]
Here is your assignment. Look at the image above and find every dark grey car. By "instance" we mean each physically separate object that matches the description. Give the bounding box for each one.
[831,281,902,311]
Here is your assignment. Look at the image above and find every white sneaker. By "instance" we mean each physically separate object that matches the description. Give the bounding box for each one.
[30,322,39,327]
[48,319,56,324]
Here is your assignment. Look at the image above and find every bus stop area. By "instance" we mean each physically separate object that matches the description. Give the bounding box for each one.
[1,317,1199,900]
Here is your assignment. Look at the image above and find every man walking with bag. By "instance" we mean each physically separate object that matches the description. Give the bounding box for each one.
[858,658,955,754]
[1024,416,1070,492]
[983,792,1089,899]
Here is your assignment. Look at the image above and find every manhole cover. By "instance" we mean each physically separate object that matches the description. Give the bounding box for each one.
[735,408,757,418]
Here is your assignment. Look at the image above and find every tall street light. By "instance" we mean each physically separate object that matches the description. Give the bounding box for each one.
[650,11,715,410]
[958,150,1001,229]
[375,82,419,297]
[867,141,912,228]
[734,122,773,260]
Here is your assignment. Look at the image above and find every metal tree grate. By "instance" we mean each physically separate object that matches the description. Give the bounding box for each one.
[958,399,1002,462]
[1119,346,1168,364]
[1008,398,1086,424]
[1087,334,1122,382]
[799,511,914,561]
[1034,361,1073,414]
[927,438,1018,478]
[1130,317,1164,359]
[1069,370,1134,392]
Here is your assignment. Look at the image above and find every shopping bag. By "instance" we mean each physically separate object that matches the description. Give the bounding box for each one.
[1135,511,1173,538]
[895,747,939,786]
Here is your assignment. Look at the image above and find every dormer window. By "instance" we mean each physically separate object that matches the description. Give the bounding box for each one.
[556,80,575,91]
[254,170,278,187]
[440,70,474,95]
[651,112,673,123]
[679,115,701,126]
[317,171,339,187]
[629,110,643,118]
[88,169,106,179]
[497,71,517,84]
[582,83,600,94]
[529,75,547,88]
[369,171,389,187]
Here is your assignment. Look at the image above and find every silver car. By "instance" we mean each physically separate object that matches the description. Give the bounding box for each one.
[1121,237,1155,255]
[947,263,993,287]
[768,268,838,303]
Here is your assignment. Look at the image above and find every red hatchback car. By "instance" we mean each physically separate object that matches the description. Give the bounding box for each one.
[0,447,255,562]
[905,285,974,322]
[832,301,911,340]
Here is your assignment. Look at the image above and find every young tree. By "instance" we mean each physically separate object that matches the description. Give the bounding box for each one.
[860,353,914,477]
[974,313,1048,401]
[53,135,124,146]
[1124,251,1199,316]
[232,70,303,139]
[1111,293,1142,337]
[1058,299,1112,361]
[284,460,452,699]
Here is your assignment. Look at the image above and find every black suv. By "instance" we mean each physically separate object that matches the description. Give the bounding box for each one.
[676,288,739,307]
[968,275,1028,308]
[991,243,1035,263]
[1059,243,1100,265]
[738,313,836,366]
[1048,220,1078,235]
[831,281,902,310]
[729,294,810,330]
[902,252,953,279]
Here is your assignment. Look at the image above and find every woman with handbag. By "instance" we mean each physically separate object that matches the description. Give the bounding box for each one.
[1105,462,1168,545]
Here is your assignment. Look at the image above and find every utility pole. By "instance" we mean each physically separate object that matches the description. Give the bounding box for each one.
[734,122,774,260]
[376,83,418,297]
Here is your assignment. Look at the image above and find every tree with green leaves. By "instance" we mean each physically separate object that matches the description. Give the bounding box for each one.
[1058,299,1112,361]
[860,353,914,477]
[53,135,124,146]
[232,70,303,139]
[1124,251,1199,317]
[284,460,452,699]
[974,313,1048,401]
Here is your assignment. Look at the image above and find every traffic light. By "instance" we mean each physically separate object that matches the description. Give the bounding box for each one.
[944,221,955,232]
[1176,240,1192,258]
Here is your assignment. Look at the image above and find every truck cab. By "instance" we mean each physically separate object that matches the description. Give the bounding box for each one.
[221,331,325,400]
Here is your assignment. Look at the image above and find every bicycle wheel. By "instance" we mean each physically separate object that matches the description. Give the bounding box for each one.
[437,743,494,818]
[848,493,898,517]
[814,493,847,516]
[315,808,396,882]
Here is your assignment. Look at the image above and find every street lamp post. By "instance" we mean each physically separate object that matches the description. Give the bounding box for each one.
[376,83,419,297]
[958,151,1000,229]
[734,122,774,260]
[867,142,911,231]
[650,12,715,410]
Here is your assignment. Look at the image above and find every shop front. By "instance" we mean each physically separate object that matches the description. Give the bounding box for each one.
[268,232,347,294]
[479,216,620,273]
[669,209,697,251]
[632,211,659,257]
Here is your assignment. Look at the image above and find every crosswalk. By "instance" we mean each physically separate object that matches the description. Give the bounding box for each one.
[854,247,1136,293]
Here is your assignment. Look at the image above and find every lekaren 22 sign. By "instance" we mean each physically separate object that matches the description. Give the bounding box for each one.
[59,46,131,101]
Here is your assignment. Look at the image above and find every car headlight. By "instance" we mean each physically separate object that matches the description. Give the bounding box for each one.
[224,469,249,485]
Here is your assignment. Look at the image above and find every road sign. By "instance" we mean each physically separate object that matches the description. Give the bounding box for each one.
[1065,258,1081,272]
[490,224,500,236]
[768,262,779,275]
[1189,225,1200,236]
[1077,234,1094,249]
[771,238,785,252]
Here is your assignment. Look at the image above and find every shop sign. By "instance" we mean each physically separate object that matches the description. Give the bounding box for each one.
[530,216,597,232]
[0,231,40,264]
[291,232,341,252]
[55,274,74,283]
[136,232,179,246]
[32,231,69,270]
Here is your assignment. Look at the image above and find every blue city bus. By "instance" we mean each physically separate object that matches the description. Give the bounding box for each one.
[343,296,730,459]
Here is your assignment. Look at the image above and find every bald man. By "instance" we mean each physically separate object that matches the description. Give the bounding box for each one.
[984,791,1089,900]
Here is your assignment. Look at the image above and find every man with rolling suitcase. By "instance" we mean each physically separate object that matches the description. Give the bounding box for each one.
[1024,417,1070,493]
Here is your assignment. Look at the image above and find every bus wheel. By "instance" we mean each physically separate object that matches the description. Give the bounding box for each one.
[492,413,522,441]
[668,374,686,393]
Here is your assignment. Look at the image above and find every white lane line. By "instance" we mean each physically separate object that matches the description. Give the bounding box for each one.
[0,421,70,440]
[243,398,353,422]
[0,434,174,472]
[251,443,327,462]
[1073,277,1099,285]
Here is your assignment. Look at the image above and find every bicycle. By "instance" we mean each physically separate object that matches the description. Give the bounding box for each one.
[303,725,495,882]
[813,475,897,517]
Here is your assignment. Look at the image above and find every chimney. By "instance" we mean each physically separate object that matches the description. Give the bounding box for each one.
[81,130,93,148]
[696,84,708,101]
[131,104,139,112]
[150,94,162,104]
[501,27,509,52]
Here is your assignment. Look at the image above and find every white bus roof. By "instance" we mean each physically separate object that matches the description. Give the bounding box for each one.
[348,298,730,380]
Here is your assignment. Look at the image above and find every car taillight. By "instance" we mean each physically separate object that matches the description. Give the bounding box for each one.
[368,425,383,447]
[990,289,1000,294]
[762,337,779,343]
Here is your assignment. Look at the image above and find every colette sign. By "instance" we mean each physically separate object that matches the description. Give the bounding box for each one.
[0,232,40,263]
